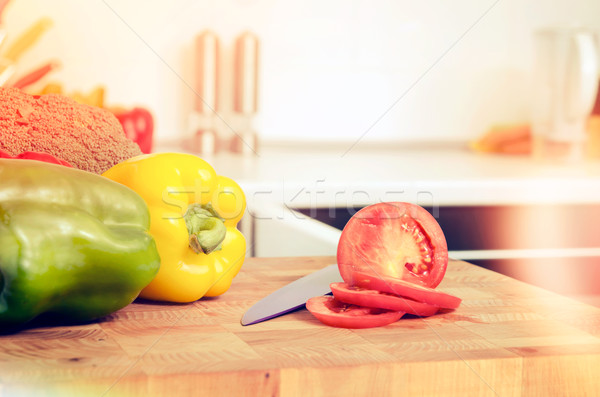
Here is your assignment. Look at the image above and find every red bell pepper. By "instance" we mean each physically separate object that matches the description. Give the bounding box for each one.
[0,150,72,167]
[112,107,154,154]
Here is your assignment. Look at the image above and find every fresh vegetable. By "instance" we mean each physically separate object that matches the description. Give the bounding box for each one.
[306,202,460,329]
[351,272,461,309]
[9,60,60,90]
[337,202,448,288]
[329,282,439,317]
[306,296,404,329]
[0,149,71,167]
[102,152,246,303]
[470,124,531,155]
[112,107,154,154]
[0,159,160,328]
[0,87,142,175]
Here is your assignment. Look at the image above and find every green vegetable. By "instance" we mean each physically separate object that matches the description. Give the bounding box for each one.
[0,159,160,328]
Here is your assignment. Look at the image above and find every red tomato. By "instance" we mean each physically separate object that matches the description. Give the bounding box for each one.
[330,282,439,317]
[352,271,461,309]
[337,202,448,288]
[306,296,404,329]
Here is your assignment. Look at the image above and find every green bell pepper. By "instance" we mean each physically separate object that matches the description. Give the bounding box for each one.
[0,159,160,329]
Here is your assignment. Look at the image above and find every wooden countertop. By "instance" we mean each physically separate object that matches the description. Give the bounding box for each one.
[1,257,600,396]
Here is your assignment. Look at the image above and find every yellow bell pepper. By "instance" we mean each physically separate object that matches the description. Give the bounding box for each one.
[102,152,246,302]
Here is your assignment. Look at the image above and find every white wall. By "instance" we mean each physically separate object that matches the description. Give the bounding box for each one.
[3,0,600,145]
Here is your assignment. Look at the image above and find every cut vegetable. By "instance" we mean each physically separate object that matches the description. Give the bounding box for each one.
[351,271,461,309]
[306,296,404,329]
[306,202,459,329]
[337,202,448,288]
[330,282,439,317]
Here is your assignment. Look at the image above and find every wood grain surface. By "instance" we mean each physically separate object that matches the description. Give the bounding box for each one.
[1,256,600,397]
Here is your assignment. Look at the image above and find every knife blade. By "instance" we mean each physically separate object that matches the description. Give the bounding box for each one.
[241,264,343,326]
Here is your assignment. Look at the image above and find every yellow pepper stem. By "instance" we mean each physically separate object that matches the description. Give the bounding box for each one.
[184,204,226,254]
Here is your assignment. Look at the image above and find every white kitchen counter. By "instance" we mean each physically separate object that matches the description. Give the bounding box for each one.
[158,141,600,208]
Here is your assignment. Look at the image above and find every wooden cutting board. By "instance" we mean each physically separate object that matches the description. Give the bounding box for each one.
[1,256,600,396]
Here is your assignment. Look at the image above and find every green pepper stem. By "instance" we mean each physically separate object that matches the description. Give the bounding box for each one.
[184,203,226,254]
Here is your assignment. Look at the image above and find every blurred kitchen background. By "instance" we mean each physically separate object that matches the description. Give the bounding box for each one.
[2,0,598,145]
[3,0,600,305]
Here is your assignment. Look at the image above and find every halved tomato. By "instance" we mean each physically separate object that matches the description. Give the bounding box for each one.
[351,271,461,309]
[329,282,439,317]
[306,296,404,329]
[337,202,448,288]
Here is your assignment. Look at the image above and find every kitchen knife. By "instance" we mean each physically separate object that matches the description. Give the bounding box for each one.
[241,264,343,326]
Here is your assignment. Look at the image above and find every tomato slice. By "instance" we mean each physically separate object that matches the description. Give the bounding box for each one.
[330,282,439,317]
[337,202,448,288]
[306,296,404,329]
[351,271,461,309]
